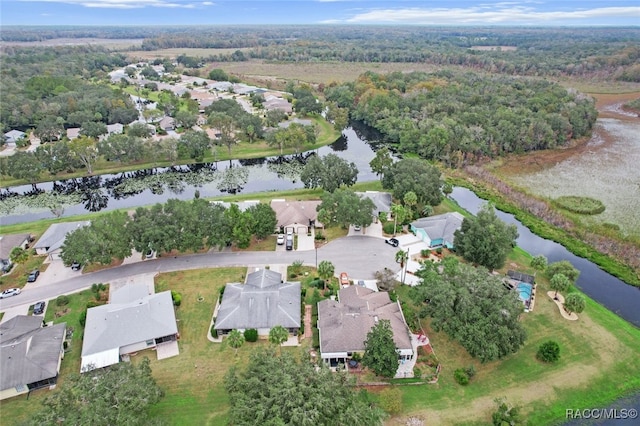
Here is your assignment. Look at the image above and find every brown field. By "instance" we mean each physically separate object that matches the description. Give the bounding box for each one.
[124,47,252,61]
[0,38,142,50]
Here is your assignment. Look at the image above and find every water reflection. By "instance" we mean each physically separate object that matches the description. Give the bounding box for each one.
[1,124,383,224]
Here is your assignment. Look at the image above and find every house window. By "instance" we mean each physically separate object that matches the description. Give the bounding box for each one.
[146,339,154,346]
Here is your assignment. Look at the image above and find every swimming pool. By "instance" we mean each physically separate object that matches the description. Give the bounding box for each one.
[516,282,533,305]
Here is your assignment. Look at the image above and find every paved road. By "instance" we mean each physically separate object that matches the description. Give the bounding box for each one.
[0,236,401,310]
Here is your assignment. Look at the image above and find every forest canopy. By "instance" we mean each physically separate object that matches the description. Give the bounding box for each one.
[326,71,598,166]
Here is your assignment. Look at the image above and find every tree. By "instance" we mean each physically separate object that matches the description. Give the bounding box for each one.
[300,153,358,193]
[268,325,289,353]
[564,293,586,315]
[224,348,384,426]
[362,319,398,378]
[34,115,63,143]
[128,122,154,138]
[227,329,245,356]
[454,204,519,271]
[549,273,571,299]
[395,250,408,268]
[316,189,375,229]
[378,387,403,415]
[369,147,393,180]
[412,260,527,362]
[245,203,277,240]
[317,260,335,290]
[30,358,164,426]
[69,136,98,174]
[80,121,108,139]
[492,398,524,426]
[265,109,287,127]
[374,268,398,292]
[382,158,443,206]
[546,260,580,284]
[390,203,407,237]
[179,130,211,162]
[326,101,349,131]
[536,340,561,363]
[208,68,229,81]
[208,112,236,155]
[61,211,132,266]
[530,254,548,271]
[174,110,198,129]
[9,247,29,264]
[4,151,43,183]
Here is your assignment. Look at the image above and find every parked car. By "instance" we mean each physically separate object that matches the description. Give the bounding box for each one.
[357,280,366,287]
[385,238,399,247]
[33,301,45,315]
[145,249,155,259]
[0,288,21,299]
[71,261,82,271]
[353,224,361,231]
[276,234,285,245]
[340,272,350,286]
[286,237,293,251]
[27,269,40,282]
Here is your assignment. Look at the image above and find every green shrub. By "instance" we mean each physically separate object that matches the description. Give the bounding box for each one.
[314,231,325,240]
[86,300,101,309]
[382,222,401,234]
[79,310,87,327]
[413,366,422,378]
[454,368,470,385]
[211,325,218,339]
[56,295,70,306]
[554,196,605,215]
[421,249,431,257]
[536,340,561,363]
[244,329,258,342]
[465,364,476,378]
[171,291,182,306]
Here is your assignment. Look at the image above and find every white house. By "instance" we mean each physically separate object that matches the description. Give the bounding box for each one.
[3,130,26,147]
[81,281,179,372]
[34,221,90,260]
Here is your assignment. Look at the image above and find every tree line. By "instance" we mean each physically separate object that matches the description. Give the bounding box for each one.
[60,198,277,266]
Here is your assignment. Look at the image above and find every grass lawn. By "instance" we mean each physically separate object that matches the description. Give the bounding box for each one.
[0,254,48,292]
[0,289,106,425]
[391,253,640,425]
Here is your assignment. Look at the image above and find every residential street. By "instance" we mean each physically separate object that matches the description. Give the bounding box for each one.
[0,235,402,313]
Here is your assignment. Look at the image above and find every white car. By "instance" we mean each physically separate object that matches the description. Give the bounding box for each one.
[276,234,285,245]
[0,288,21,299]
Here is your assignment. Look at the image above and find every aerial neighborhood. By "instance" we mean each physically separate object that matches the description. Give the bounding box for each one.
[0,21,639,426]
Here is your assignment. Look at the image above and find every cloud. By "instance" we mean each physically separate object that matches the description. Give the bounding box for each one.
[19,0,213,9]
[324,4,640,25]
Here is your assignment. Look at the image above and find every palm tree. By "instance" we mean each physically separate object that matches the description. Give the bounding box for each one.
[550,273,570,300]
[390,203,407,237]
[269,325,289,354]
[317,260,335,291]
[395,250,408,268]
[227,329,245,356]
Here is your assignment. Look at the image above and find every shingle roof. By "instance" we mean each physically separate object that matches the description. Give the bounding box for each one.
[0,316,66,391]
[356,191,392,214]
[34,221,90,253]
[214,269,301,330]
[0,234,30,260]
[411,212,464,245]
[81,291,178,369]
[270,200,322,228]
[317,286,412,355]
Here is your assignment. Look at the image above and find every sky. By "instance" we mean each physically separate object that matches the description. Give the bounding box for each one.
[1,0,639,27]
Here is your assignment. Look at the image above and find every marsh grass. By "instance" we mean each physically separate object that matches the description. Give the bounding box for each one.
[554,196,606,215]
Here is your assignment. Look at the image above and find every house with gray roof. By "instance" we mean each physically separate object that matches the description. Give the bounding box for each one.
[317,285,413,369]
[0,233,31,273]
[34,221,90,259]
[81,282,179,372]
[410,212,465,249]
[0,316,66,400]
[356,191,392,218]
[209,200,260,212]
[214,269,301,337]
[270,199,322,234]
[3,130,26,147]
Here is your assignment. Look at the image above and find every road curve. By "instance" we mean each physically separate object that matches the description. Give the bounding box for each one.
[0,236,402,309]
